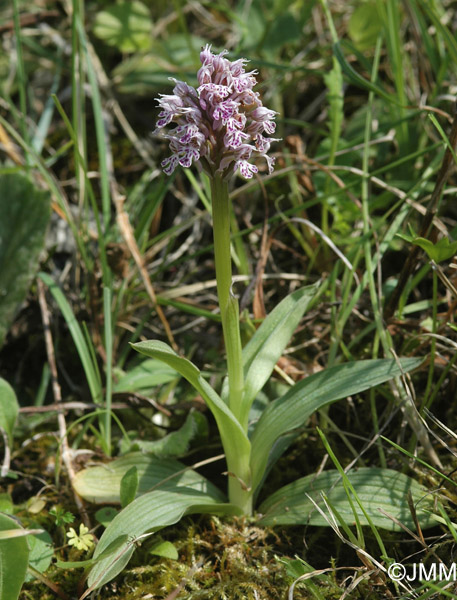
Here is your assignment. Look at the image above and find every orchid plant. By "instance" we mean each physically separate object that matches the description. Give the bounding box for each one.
[79,46,434,592]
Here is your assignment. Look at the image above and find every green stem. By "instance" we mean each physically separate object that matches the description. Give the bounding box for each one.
[211,175,245,424]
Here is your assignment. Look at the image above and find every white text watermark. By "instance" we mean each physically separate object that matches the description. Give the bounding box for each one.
[388,562,457,582]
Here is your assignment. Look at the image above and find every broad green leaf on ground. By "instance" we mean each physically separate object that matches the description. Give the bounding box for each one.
[113,358,178,393]
[120,466,138,508]
[0,513,29,600]
[93,1,152,52]
[125,411,207,457]
[0,173,51,348]
[0,377,19,446]
[250,357,423,492]
[73,453,226,504]
[258,468,435,531]
[131,341,251,497]
[149,540,178,560]
[241,282,320,416]
[87,489,240,590]
[26,527,53,581]
[95,507,118,527]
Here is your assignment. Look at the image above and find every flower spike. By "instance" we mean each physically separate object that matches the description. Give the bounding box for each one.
[154,46,279,180]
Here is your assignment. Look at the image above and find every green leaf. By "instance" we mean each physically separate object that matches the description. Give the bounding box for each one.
[258,467,435,530]
[0,493,13,514]
[264,12,301,51]
[73,453,226,504]
[93,1,153,52]
[0,513,29,600]
[131,341,251,498]
[26,527,53,581]
[149,540,178,560]
[87,489,240,590]
[113,358,178,393]
[250,357,423,492]
[0,378,19,446]
[0,173,51,348]
[397,233,457,263]
[241,283,320,417]
[348,2,383,51]
[120,466,138,508]
[127,411,207,458]
[95,507,118,527]
[56,535,129,569]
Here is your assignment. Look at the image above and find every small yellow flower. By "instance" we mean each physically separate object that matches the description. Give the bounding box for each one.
[66,523,94,551]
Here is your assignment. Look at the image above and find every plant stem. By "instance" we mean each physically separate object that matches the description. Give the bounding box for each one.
[211,174,251,513]
[210,175,244,424]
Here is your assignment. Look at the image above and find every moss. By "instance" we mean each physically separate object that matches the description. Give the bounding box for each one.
[80,516,325,600]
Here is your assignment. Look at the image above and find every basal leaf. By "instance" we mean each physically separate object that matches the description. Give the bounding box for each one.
[73,453,226,504]
[0,173,51,348]
[87,489,240,590]
[0,513,29,600]
[241,282,320,420]
[258,468,435,531]
[250,357,423,492]
[131,341,251,498]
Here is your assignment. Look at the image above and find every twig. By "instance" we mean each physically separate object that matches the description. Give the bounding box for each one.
[37,278,90,527]
[27,566,72,600]
[384,105,457,320]
[0,426,11,478]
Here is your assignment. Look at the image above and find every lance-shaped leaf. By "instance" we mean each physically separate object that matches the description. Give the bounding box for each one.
[131,340,251,493]
[250,357,423,492]
[73,453,226,504]
[258,467,435,530]
[87,488,240,590]
[240,282,320,426]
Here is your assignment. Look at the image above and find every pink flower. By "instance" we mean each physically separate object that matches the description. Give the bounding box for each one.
[154,44,279,180]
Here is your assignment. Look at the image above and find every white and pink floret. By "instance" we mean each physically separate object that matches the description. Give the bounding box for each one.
[154,45,279,180]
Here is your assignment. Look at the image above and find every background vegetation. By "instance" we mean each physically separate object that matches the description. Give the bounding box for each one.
[1,0,457,598]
